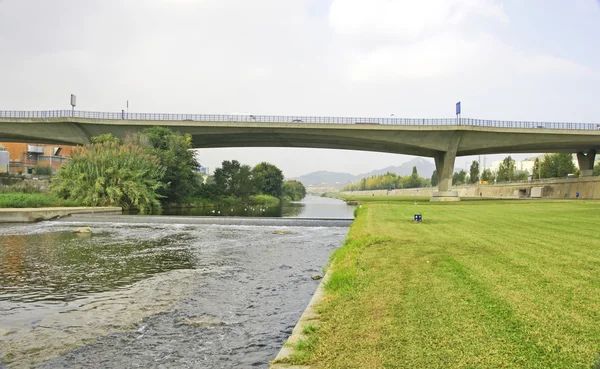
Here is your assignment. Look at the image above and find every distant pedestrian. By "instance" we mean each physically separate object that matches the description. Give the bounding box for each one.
[479,192,482,197]
[576,191,580,199]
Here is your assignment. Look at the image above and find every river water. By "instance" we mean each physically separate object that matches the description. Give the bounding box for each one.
[0,196,353,369]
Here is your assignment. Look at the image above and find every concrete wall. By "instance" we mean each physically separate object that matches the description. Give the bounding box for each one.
[341,176,600,200]
[0,207,122,223]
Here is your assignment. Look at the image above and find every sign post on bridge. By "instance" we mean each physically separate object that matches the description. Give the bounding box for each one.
[456,101,461,125]
[70,94,76,117]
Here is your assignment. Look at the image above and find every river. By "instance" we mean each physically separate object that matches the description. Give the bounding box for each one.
[0,196,353,368]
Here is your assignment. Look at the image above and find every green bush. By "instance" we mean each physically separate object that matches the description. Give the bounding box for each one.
[51,141,165,213]
[34,165,52,175]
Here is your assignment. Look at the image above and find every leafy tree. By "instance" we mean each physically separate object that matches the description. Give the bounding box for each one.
[130,127,199,204]
[594,163,600,176]
[91,133,120,144]
[51,141,165,213]
[481,168,495,182]
[452,170,467,185]
[431,169,438,187]
[342,171,429,191]
[497,156,516,182]
[469,161,480,183]
[252,162,284,198]
[405,166,422,188]
[514,171,529,181]
[532,158,540,180]
[282,180,307,201]
[540,153,577,178]
[213,160,257,199]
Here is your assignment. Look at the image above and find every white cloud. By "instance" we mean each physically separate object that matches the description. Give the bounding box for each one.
[329,0,507,44]
[329,0,592,83]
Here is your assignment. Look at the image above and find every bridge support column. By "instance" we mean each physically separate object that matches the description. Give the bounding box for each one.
[577,150,596,177]
[431,133,462,202]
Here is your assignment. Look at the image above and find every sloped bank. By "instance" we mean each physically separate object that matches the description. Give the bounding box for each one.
[341,175,600,199]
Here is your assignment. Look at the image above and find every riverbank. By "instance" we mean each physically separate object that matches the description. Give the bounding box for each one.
[0,193,81,208]
[282,198,600,368]
[336,175,600,199]
[0,206,121,223]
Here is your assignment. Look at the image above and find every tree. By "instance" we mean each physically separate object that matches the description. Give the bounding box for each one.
[532,158,540,179]
[594,163,600,176]
[431,169,438,187]
[452,170,467,185]
[252,162,284,197]
[51,141,165,213]
[282,180,307,201]
[481,168,495,182]
[497,156,516,182]
[91,133,120,144]
[469,161,480,184]
[405,166,422,188]
[540,153,576,178]
[135,127,199,204]
[514,171,529,181]
[213,160,257,199]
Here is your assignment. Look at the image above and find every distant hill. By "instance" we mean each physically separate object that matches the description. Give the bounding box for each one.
[291,157,435,188]
[358,157,435,179]
[289,171,359,187]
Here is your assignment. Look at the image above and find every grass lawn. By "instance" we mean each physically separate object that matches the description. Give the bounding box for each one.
[0,193,81,208]
[290,198,600,368]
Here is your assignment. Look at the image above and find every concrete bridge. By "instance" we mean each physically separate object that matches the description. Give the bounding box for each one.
[1,110,599,201]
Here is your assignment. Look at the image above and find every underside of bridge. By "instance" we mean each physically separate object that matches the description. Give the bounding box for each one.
[1,117,599,202]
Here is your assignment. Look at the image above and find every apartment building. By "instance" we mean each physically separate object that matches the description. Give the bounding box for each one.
[0,142,77,174]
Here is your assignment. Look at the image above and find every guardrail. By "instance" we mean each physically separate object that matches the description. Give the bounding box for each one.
[1,110,599,130]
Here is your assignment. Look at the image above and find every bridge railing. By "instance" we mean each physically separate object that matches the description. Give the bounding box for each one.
[1,110,598,130]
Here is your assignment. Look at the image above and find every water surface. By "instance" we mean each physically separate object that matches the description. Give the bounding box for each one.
[0,197,352,369]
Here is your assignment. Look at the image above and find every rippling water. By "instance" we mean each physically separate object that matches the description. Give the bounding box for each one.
[0,209,351,368]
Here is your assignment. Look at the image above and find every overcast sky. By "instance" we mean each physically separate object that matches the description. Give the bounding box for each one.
[1,0,599,177]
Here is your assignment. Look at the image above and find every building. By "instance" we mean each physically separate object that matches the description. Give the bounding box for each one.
[0,142,77,175]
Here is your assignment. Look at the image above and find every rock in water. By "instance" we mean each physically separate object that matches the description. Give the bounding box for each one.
[74,227,92,233]
[272,230,297,235]
[311,274,322,280]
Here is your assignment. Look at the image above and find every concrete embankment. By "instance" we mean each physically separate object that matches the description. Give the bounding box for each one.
[0,207,122,223]
[270,268,332,369]
[341,176,600,199]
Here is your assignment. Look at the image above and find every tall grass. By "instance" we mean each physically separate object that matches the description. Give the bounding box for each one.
[0,193,81,208]
[51,142,165,213]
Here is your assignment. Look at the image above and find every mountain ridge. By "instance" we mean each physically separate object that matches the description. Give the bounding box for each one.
[289,157,435,187]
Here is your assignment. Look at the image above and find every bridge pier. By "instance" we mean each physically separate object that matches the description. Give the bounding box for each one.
[431,133,462,202]
[577,150,596,177]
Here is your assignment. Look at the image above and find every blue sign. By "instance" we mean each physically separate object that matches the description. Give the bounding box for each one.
[414,214,422,222]
[456,101,461,115]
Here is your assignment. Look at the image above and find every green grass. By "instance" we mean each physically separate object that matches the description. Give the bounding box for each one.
[291,199,600,368]
[0,193,82,208]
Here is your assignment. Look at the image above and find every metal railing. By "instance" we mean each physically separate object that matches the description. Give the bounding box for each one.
[1,110,599,130]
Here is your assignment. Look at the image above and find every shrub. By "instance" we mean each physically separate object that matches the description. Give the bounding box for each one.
[34,165,52,176]
[51,141,165,213]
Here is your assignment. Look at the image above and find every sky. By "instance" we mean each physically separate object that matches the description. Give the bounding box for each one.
[1,0,599,178]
